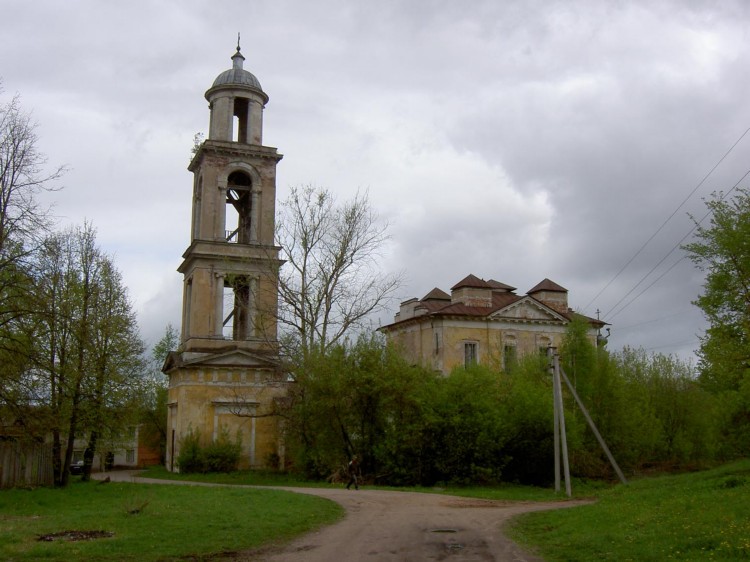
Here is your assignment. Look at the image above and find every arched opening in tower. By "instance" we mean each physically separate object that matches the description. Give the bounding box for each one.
[226,171,252,243]
[222,275,254,340]
[233,98,249,143]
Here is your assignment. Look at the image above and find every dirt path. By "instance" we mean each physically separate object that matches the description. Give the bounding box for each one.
[98,471,590,561]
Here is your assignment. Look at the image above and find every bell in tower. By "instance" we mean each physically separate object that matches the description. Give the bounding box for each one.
[163,41,287,472]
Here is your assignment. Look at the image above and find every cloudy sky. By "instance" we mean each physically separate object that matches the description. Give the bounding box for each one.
[3,0,749,361]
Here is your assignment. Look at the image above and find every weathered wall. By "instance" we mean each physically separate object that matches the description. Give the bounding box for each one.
[167,366,287,471]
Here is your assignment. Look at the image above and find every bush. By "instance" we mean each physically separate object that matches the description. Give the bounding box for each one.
[176,427,242,474]
[176,428,204,474]
[203,428,242,473]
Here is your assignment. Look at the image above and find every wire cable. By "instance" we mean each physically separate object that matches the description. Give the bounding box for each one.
[604,167,750,320]
[583,127,750,314]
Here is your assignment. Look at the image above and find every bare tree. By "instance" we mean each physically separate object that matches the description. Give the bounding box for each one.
[0,88,64,258]
[0,87,64,355]
[276,186,402,355]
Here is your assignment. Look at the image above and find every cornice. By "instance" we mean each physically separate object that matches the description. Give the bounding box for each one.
[189,140,283,171]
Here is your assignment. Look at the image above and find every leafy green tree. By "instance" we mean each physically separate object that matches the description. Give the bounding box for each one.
[683,187,750,457]
[423,365,514,485]
[683,187,750,392]
[589,348,720,468]
[559,316,597,405]
[80,256,145,481]
[498,355,556,484]
[281,332,435,482]
[31,224,144,486]
[0,87,63,430]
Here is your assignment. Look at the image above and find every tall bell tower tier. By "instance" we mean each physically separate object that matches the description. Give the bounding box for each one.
[163,43,287,472]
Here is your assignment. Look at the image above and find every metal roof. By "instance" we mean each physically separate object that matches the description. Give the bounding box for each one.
[208,45,266,99]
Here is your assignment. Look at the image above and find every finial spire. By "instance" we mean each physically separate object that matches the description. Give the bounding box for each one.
[232,33,245,69]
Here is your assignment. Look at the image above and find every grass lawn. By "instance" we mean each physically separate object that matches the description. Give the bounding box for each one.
[4,461,748,560]
[0,479,343,561]
[139,465,327,487]
[507,459,750,561]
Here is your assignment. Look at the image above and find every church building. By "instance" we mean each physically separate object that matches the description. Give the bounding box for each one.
[380,274,605,375]
[162,43,287,471]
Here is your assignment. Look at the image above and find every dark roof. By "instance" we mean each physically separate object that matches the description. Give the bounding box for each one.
[382,274,606,332]
[433,291,522,316]
[451,274,491,291]
[487,279,516,292]
[421,288,451,301]
[527,278,568,294]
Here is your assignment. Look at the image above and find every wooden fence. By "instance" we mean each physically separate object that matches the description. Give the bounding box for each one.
[0,441,54,488]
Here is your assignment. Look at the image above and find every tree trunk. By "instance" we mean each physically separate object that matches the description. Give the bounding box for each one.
[82,431,98,481]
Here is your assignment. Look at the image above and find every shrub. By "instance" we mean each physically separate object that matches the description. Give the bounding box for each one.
[203,428,242,473]
[176,427,242,474]
[176,428,204,474]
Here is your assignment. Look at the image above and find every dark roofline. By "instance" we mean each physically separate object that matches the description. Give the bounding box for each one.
[528,278,568,294]
[451,274,491,291]
[487,279,517,292]
[421,288,451,301]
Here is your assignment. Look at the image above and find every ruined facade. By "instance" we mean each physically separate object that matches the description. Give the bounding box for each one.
[380,274,605,375]
[162,45,287,471]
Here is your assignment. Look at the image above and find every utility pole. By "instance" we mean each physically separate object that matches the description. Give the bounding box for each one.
[549,347,571,497]
[548,346,628,494]
[559,367,628,485]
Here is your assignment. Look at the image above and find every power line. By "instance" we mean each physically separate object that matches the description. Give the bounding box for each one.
[606,257,687,320]
[604,167,750,320]
[643,338,701,353]
[615,307,695,333]
[584,127,750,314]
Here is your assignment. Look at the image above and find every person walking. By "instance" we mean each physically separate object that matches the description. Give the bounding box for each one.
[346,455,360,490]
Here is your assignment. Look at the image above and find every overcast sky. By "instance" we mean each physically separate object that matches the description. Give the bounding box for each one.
[3,0,749,362]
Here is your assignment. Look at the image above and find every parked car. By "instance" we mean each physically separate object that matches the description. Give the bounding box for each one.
[69,460,84,475]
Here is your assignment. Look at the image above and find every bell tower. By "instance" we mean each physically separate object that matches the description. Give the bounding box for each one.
[163,41,287,471]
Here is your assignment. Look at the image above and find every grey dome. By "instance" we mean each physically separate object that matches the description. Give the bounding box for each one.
[211,67,264,91]
[206,46,267,102]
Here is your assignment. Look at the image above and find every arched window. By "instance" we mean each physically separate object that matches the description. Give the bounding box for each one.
[222,275,255,340]
[226,171,252,243]
[192,176,203,240]
[233,98,249,143]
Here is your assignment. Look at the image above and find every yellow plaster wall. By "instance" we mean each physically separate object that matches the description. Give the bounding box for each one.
[167,367,287,470]
[389,320,598,375]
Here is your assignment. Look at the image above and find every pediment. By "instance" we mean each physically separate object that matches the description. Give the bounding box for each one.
[491,296,566,322]
[163,349,279,372]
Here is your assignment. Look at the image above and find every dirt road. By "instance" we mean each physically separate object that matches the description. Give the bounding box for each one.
[100,471,590,561]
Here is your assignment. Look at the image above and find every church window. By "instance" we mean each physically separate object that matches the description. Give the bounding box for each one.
[233,98,249,143]
[464,342,478,367]
[192,177,203,240]
[503,345,517,372]
[222,275,255,340]
[226,171,252,243]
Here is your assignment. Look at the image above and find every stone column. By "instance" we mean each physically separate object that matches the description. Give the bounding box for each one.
[250,190,260,242]
[209,95,233,141]
[214,273,225,337]
[249,100,263,145]
[250,277,259,338]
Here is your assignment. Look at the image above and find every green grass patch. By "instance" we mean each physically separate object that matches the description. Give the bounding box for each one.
[0,480,343,561]
[386,478,607,502]
[507,459,750,561]
[139,464,321,487]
